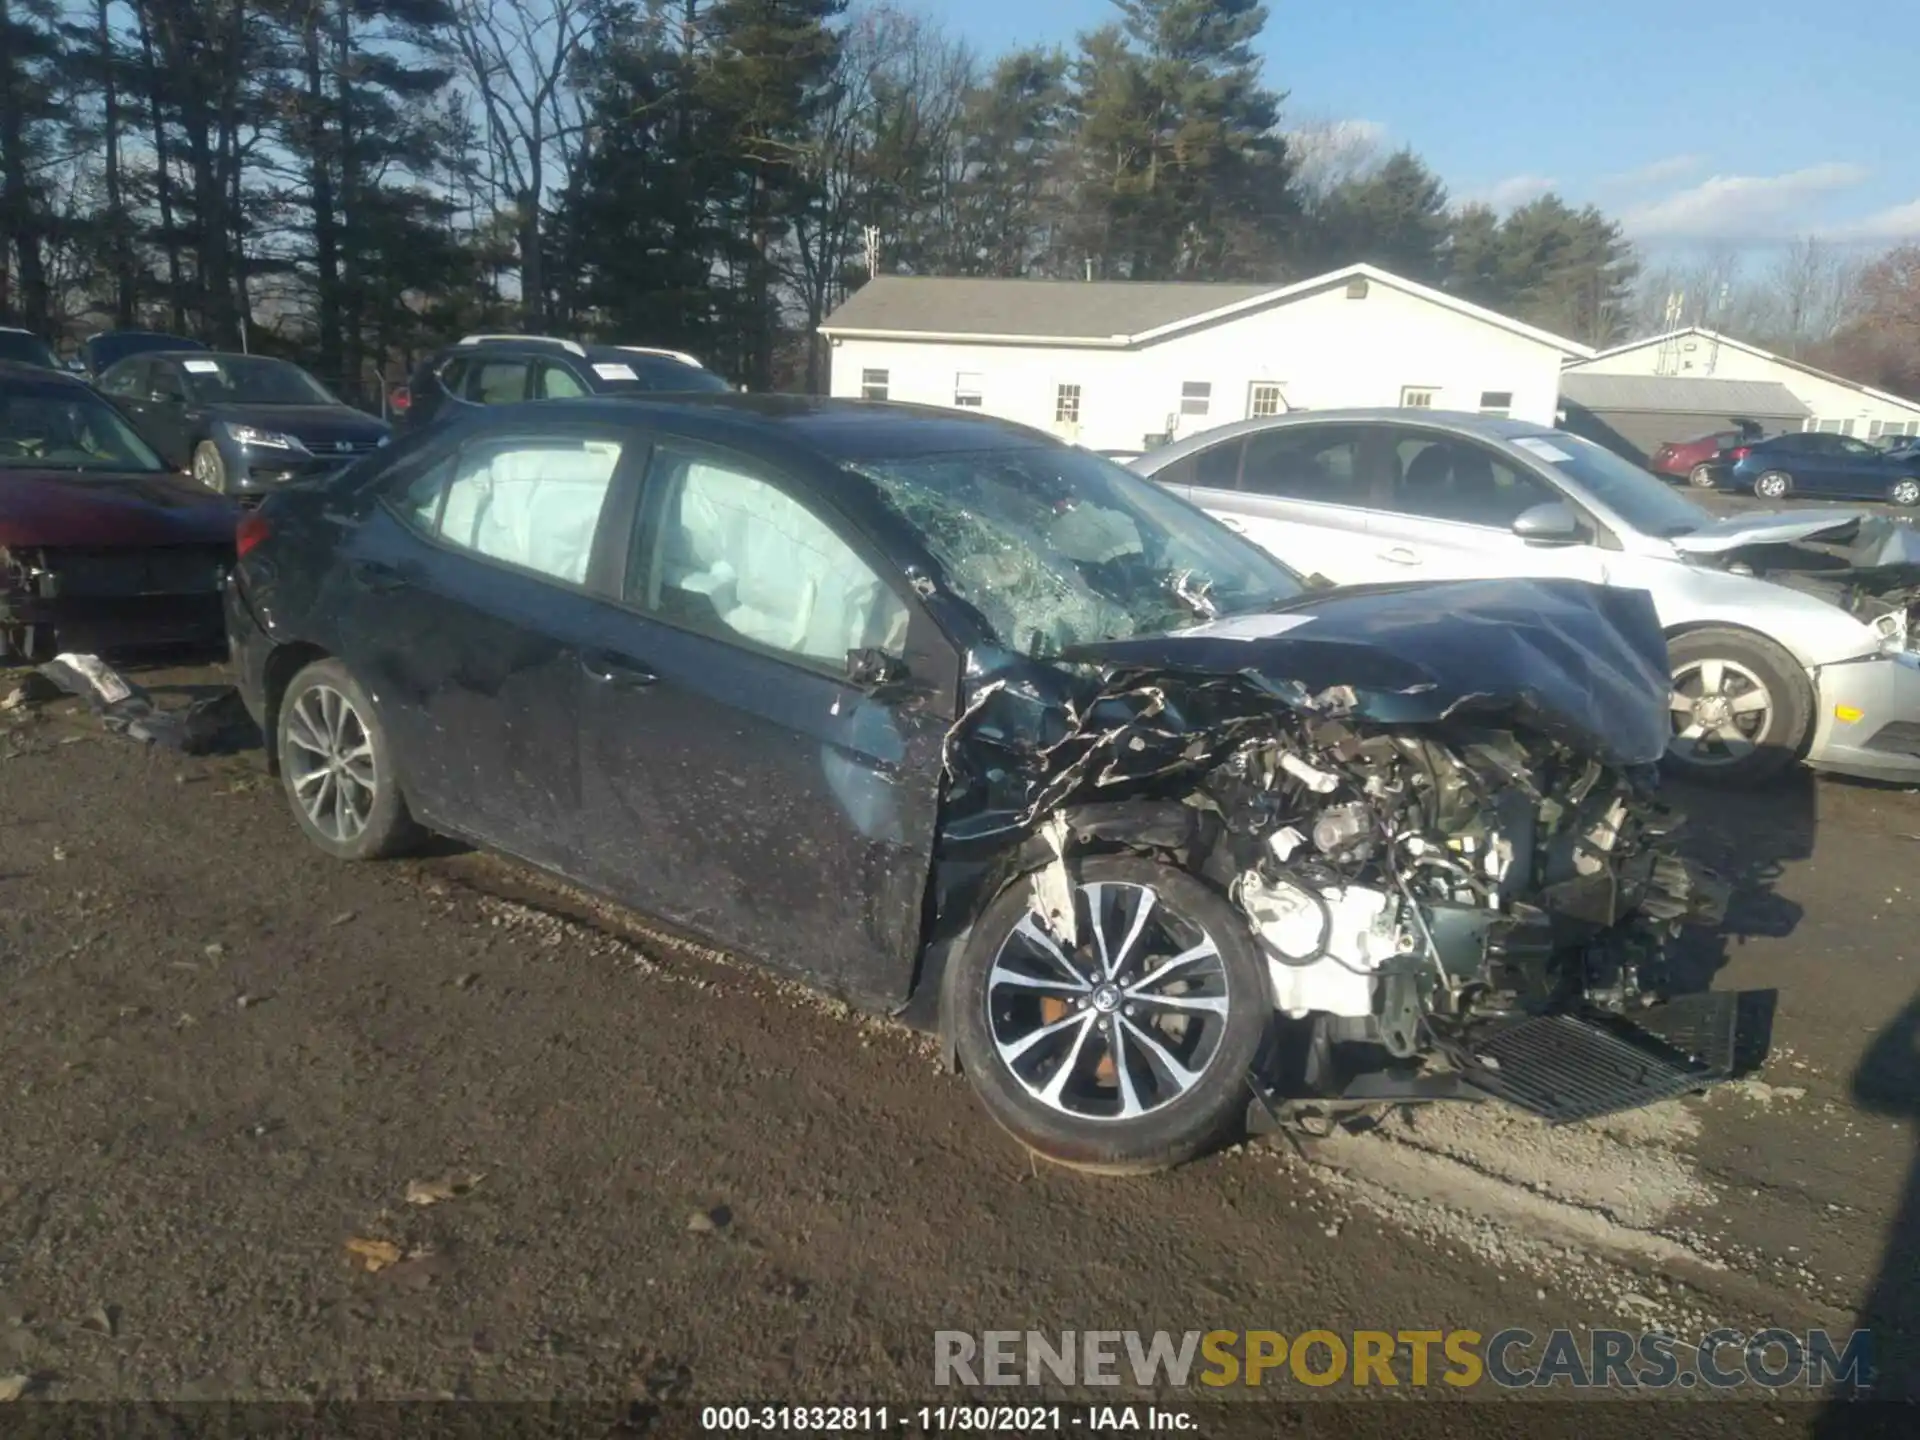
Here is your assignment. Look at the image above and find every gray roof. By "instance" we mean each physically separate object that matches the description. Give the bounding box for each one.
[820,276,1276,340]
[1559,373,1810,419]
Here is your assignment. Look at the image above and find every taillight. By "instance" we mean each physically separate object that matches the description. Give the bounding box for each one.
[236,511,272,557]
[389,385,411,413]
[1729,446,1751,461]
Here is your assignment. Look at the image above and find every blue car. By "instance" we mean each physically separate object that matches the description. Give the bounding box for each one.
[1727,431,1920,506]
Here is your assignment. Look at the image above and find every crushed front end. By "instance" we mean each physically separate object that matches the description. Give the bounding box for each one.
[944,577,1744,1126]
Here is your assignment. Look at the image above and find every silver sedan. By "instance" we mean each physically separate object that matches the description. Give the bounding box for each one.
[1131,410,1920,784]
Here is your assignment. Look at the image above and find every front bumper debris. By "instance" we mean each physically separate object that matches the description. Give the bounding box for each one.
[1806,651,1920,783]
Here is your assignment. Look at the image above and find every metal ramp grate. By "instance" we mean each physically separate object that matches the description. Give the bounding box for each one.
[1461,994,1738,1125]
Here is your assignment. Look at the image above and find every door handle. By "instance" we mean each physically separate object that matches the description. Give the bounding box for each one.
[349,560,411,592]
[1378,546,1421,565]
[579,649,657,688]
[1216,514,1247,532]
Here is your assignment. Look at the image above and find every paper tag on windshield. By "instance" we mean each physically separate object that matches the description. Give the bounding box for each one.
[592,362,636,381]
[182,359,220,374]
[1170,614,1314,642]
[1513,436,1573,463]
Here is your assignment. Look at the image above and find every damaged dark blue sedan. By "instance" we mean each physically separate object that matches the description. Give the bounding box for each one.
[225,397,1739,1173]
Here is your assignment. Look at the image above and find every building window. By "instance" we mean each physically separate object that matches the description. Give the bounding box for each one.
[1400,387,1436,408]
[954,372,983,408]
[1247,382,1284,418]
[1055,383,1081,425]
[1815,418,1844,434]
[1841,418,1858,437]
[860,368,889,401]
[1180,381,1212,417]
[1478,391,1513,418]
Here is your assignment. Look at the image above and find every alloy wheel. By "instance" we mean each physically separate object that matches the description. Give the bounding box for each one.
[284,684,378,843]
[1755,473,1790,500]
[1669,657,1773,768]
[193,446,222,491]
[1892,479,1920,507]
[986,880,1232,1123]
[1688,464,1716,489]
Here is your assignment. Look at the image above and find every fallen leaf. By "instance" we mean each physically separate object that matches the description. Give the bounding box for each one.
[0,1374,29,1402]
[345,1237,403,1273]
[404,1173,484,1207]
[329,911,357,927]
[79,1304,116,1337]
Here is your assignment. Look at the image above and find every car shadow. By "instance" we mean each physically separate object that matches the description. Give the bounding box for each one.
[1815,989,1920,1423]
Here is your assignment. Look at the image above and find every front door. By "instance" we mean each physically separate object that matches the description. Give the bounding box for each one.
[329,423,638,870]
[1364,431,1610,586]
[571,438,953,1007]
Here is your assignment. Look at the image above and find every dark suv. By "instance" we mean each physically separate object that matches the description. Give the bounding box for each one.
[391,335,731,430]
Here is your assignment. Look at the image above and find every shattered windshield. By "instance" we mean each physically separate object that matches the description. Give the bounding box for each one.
[852,445,1305,659]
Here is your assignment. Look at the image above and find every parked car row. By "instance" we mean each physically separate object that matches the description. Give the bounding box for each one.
[1648,423,1920,505]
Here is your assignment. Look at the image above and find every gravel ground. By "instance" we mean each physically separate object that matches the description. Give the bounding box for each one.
[0,650,1916,1433]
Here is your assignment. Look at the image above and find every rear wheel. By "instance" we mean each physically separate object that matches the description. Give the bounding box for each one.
[1688,463,1718,489]
[1664,628,1810,785]
[1753,470,1792,500]
[1889,477,1920,507]
[191,440,227,493]
[951,853,1270,1175]
[275,658,422,860]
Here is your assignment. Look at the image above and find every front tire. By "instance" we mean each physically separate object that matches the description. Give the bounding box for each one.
[1890,477,1920,507]
[951,853,1270,1175]
[1665,628,1811,785]
[276,658,422,860]
[1753,470,1792,501]
[1688,463,1718,489]
[192,439,228,493]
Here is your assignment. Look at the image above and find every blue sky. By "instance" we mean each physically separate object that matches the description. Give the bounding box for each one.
[931,0,1920,253]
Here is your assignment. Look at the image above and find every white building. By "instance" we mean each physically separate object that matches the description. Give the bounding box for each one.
[1566,327,1920,441]
[818,263,1593,453]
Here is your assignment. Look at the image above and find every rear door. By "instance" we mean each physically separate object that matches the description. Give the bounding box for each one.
[570,436,955,1007]
[1365,429,1610,584]
[1833,434,1895,497]
[462,356,532,409]
[329,420,639,870]
[1155,425,1386,581]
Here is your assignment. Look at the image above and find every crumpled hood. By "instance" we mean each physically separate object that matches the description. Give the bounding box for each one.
[1668,509,1867,555]
[1061,576,1672,768]
[0,469,237,548]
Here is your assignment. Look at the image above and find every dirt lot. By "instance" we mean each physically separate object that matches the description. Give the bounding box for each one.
[1,633,1918,1429]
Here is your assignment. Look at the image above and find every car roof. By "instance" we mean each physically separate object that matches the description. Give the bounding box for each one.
[1133,408,1558,470]
[468,394,1062,463]
[0,359,96,392]
[436,335,707,368]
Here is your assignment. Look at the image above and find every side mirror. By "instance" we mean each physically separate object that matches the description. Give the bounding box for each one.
[846,647,910,693]
[1511,499,1584,545]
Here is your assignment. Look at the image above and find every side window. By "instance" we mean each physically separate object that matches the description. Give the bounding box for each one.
[465,360,529,406]
[436,357,468,397]
[536,361,589,400]
[102,361,146,398]
[628,445,909,669]
[1389,438,1558,527]
[1838,436,1877,458]
[1240,429,1370,504]
[1154,439,1243,491]
[148,362,185,402]
[422,434,624,585]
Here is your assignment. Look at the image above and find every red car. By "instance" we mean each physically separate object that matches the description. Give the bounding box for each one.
[1,361,235,661]
[1649,422,1763,489]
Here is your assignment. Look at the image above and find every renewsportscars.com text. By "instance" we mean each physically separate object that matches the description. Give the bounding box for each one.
[933,1328,1871,1390]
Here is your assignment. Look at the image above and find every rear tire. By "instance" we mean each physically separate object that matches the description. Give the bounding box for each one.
[1753,470,1792,501]
[1890,477,1920,507]
[275,657,422,860]
[951,853,1270,1175]
[1688,463,1718,489]
[1664,628,1810,786]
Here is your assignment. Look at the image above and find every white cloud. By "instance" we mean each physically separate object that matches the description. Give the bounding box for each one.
[1821,198,1920,244]
[1622,163,1871,240]
[1476,174,1556,210]
[1599,154,1707,191]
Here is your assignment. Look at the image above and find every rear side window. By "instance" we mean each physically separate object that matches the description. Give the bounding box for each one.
[401,435,625,586]
[536,361,589,400]
[1240,428,1370,504]
[465,360,529,406]
[1154,438,1243,491]
[627,445,908,669]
